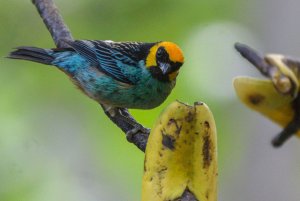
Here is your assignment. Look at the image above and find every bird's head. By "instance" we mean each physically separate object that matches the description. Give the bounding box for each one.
[146,42,184,82]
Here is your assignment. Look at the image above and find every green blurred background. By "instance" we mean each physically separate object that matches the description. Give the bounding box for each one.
[1,0,300,200]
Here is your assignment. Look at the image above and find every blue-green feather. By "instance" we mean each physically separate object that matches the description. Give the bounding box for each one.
[8,40,176,109]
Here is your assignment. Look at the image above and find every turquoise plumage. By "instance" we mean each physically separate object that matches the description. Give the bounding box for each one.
[8,40,184,111]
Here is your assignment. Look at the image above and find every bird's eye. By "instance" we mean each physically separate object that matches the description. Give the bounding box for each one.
[156,47,168,61]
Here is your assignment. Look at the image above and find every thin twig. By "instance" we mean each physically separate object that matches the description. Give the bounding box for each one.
[32,0,73,48]
[31,0,149,152]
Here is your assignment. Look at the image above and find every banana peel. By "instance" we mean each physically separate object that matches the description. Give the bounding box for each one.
[142,101,217,201]
[233,77,294,127]
[234,43,300,147]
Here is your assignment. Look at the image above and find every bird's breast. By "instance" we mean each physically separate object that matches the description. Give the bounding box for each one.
[128,79,175,109]
[72,66,175,109]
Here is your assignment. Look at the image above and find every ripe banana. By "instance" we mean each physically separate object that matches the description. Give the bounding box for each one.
[142,101,217,201]
[234,43,300,147]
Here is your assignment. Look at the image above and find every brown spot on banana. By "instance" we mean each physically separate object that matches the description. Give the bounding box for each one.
[168,118,182,135]
[185,111,194,122]
[162,133,176,150]
[248,93,265,105]
[142,101,217,201]
[202,121,212,169]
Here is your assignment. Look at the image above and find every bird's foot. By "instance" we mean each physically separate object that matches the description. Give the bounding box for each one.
[126,124,150,142]
[102,104,116,117]
[114,107,150,142]
[101,104,150,142]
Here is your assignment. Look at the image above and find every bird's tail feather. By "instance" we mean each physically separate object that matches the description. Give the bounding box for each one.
[8,46,54,65]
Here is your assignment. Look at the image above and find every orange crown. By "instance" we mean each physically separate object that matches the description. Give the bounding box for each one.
[146,42,184,67]
[159,41,184,63]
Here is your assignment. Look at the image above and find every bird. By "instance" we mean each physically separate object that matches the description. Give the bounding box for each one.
[8,40,184,136]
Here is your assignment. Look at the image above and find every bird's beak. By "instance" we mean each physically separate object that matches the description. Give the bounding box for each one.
[160,63,171,75]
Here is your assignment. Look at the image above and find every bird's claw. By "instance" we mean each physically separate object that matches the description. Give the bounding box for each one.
[126,124,150,142]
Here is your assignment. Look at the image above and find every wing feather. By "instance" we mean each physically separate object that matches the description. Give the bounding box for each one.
[66,40,143,84]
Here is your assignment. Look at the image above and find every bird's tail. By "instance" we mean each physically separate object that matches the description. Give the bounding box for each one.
[8,46,54,65]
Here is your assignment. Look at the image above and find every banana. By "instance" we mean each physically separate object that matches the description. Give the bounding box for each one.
[234,44,300,146]
[142,101,217,201]
[234,76,295,129]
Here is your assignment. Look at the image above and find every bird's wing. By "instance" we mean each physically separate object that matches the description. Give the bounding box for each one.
[66,40,141,84]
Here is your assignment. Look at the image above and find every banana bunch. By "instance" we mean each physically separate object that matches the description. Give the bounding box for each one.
[142,101,217,201]
[234,43,300,147]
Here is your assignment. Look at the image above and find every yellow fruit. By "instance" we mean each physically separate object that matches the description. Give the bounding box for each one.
[142,101,217,201]
[234,49,300,146]
[234,77,295,129]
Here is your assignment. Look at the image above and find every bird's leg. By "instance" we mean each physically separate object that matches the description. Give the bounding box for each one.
[117,108,150,142]
[101,104,150,142]
[102,104,117,116]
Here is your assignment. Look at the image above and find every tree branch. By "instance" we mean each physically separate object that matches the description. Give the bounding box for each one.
[32,0,73,48]
[175,190,199,201]
[31,0,149,152]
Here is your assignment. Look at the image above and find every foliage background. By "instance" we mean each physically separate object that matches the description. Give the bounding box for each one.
[1,0,300,200]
